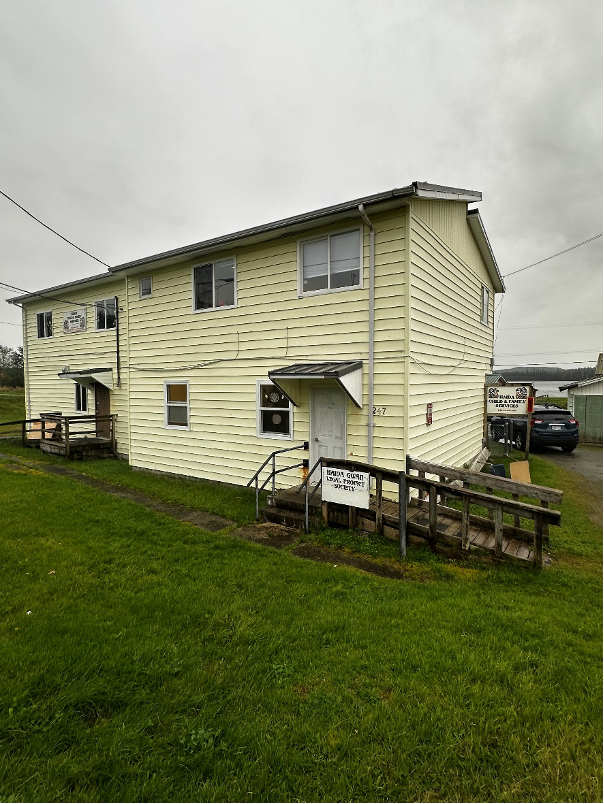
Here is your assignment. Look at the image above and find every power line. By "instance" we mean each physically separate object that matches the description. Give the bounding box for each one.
[495,348,601,357]
[498,321,602,330]
[0,280,102,309]
[0,320,20,326]
[495,361,597,367]
[503,233,603,278]
[0,189,110,268]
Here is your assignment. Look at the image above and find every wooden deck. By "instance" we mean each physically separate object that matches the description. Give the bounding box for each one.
[39,436,115,460]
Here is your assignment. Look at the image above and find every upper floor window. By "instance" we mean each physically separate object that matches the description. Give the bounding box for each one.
[193,258,236,311]
[96,298,117,330]
[299,229,362,295]
[36,311,53,338]
[481,285,489,325]
[139,277,152,298]
[74,383,88,412]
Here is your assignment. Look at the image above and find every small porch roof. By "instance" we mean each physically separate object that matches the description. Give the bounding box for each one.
[268,361,363,408]
[58,367,114,390]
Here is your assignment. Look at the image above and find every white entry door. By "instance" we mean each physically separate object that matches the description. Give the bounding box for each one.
[310,387,347,479]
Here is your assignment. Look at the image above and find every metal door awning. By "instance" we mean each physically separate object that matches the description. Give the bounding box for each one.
[58,367,114,390]
[268,361,363,408]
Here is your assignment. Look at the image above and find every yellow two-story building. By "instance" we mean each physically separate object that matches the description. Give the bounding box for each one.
[9,181,504,486]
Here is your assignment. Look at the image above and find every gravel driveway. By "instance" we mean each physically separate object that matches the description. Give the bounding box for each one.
[537,444,602,485]
[537,444,602,527]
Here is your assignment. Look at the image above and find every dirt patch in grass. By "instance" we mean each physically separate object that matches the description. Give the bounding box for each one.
[231,522,301,549]
[291,542,432,581]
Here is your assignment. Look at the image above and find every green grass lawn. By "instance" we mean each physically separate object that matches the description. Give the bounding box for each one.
[0,441,601,801]
[0,388,25,425]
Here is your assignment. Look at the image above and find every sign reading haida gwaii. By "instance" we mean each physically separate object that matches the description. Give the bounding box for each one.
[62,309,87,333]
[486,385,532,415]
[322,466,370,508]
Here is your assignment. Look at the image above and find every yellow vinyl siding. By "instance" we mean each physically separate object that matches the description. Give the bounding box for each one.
[126,210,406,486]
[406,207,495,467]
[411,199,492,287]
[19,196,498,486]
[23,279,130,455]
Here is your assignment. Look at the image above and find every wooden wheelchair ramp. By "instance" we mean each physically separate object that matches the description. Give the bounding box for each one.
[266,456,563,568]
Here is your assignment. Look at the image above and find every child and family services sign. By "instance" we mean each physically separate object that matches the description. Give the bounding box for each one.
[486,385,533,415]
[322,466,370,508]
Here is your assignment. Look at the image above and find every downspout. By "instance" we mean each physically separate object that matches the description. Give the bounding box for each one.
[20,304,31,418]
[358,204,375,464]
[114,295,121,388]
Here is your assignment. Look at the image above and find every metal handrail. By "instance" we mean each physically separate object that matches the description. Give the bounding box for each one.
[299,457,324,533]
[247,443,308,521]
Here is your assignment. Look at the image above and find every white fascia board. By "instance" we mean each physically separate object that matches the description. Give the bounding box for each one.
[467,210,505,293]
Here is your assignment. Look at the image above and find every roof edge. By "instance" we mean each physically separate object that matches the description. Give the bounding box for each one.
[109,182,482,275]
[7,271,115,305]
[467,209,505,293]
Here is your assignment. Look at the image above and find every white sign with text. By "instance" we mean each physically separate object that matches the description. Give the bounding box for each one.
[486,385,530,415]
[322,466,370,508]
[62,309,87,333]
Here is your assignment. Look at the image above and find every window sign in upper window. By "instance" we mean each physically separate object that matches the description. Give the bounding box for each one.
[193,258,236,311]
[481,285,489,325]
[75,383,88,412]
[36,311,53,338]
[165,382,189,429]
[301,229,361,295]
[139,277,152,298]
[257,381,292,439]
[96,298,117,330]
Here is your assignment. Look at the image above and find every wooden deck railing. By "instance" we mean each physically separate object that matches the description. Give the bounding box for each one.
[319,457,562,567]
[38,414,116,457]
[0,414,116,457]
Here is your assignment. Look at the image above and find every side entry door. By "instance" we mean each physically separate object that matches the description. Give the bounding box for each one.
[95,383,111,439]
[310,387,347,480]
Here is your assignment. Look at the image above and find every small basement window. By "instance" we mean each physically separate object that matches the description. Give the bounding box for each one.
[96,298,117,330]
[74,383,88,412]
[193,258,236,311]
[36,311,53,338]
[257,381,292,439]
[139,277,152,298]
[481,285,489,325]
[300,229,361,295]
[165,382,189,429]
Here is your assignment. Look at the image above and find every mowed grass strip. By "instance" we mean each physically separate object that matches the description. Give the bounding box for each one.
[0,457,601,802]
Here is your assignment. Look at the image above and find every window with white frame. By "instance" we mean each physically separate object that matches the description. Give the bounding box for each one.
[193,258,236,310]
[257,381,292,438]
[481,285,489,325]
[95,298,117,330]
[139,277,152,298]
[36,311,53,338]
[74,383,88,412]
[164,382,189,429]
[300,229,361,294]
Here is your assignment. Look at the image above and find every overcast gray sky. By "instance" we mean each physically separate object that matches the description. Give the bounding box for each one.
[1,0,602,369]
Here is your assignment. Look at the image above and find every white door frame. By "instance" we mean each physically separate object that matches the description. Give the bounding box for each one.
[309,384,347,475]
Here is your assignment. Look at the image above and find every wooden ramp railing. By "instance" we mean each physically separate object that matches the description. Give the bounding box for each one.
[318,457,562,568]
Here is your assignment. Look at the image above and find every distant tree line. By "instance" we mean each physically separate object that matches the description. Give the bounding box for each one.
[0,345,24,387]
[498,365,596,382]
